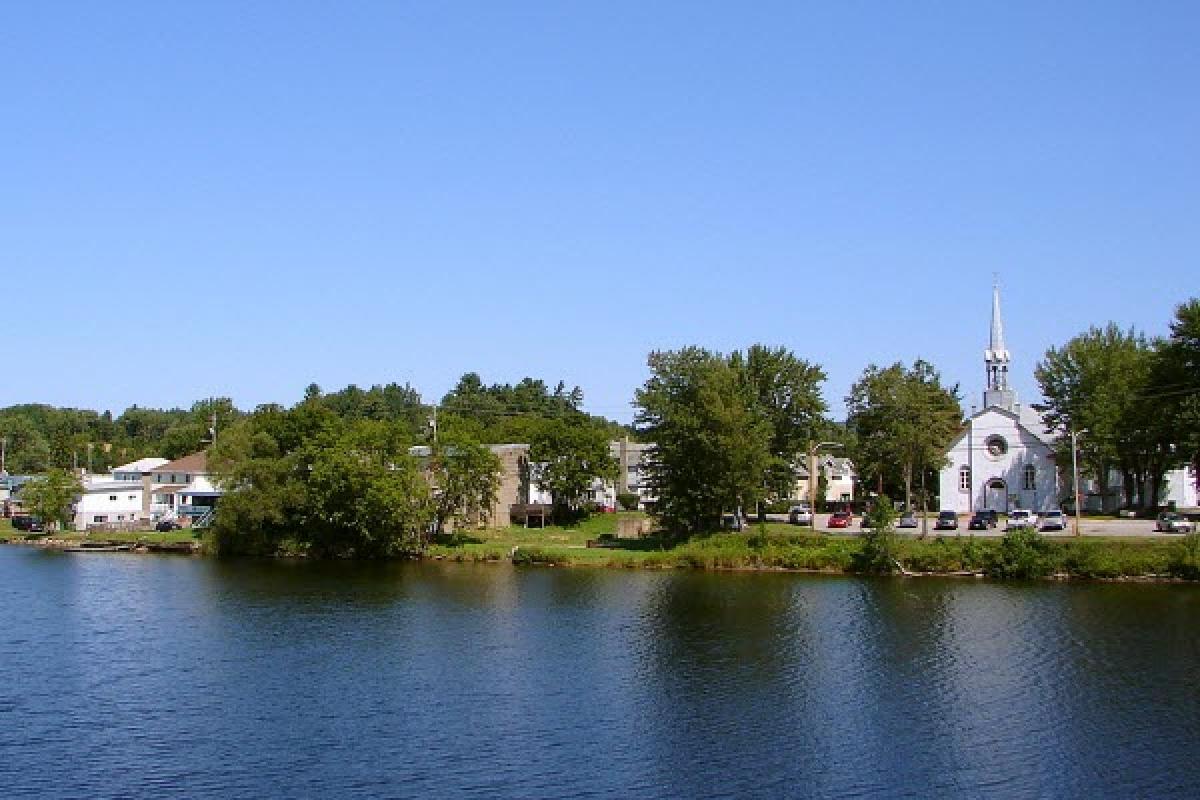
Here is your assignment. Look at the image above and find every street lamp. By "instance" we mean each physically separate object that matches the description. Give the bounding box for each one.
[809,441,843,529]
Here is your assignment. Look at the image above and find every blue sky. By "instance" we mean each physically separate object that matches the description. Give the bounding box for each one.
[3,2,1197,422]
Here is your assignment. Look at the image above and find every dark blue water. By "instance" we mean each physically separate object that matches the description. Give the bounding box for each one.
[1,546,1198,798]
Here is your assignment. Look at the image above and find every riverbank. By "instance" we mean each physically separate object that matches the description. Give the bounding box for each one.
[427,514,1200,581]
[5,515,1199,581]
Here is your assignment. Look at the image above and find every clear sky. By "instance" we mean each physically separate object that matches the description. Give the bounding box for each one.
[4,2,1197,422]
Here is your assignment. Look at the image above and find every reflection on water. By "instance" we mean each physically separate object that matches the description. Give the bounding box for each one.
[1,548,1198,798]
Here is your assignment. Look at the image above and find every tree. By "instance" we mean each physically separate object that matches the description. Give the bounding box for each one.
[20,469,82,531]
[1036,324,1162,509]
[635,347,773,535]
[428,435,502,536]
[1149,299,1200,498]
[528,419,617,516]
[846,360,962,511]
[740,345,828,505]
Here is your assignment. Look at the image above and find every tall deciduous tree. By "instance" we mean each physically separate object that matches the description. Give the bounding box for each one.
[846,360,962,511]
[635,347,773,535]
[1036,324,1163,508]
[1148,298,1200,498]
[528,419,616,515]
[741,345,829,504]
[428,435,502,536]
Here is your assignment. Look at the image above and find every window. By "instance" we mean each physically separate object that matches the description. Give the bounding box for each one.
[93,515,106,523]
[959,467,971,491]
[1023,465,1036,490]
[109,495,117,501]
[986,436,1008,457]
[128,495,137,501]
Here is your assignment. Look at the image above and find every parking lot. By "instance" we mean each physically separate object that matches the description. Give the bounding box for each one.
[782,514,1188,539]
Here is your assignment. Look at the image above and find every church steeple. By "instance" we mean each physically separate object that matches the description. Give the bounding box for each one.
[983,283,1016,410]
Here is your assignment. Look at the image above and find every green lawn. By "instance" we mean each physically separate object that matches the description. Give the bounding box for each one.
[427,513,1194,579]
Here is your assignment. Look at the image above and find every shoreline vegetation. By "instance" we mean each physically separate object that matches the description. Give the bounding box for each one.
[8,514,1200,583]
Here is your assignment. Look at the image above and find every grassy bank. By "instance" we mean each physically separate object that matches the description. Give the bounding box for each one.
[427,513,1200,580]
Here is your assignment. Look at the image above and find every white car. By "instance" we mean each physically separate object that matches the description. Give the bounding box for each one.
[788,505,814,526]
[1006,509,1035,530]
[1039,510,1066,531]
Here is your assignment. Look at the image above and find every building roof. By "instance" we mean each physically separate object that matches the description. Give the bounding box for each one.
[154,451,208,474]
[113,457,169,473]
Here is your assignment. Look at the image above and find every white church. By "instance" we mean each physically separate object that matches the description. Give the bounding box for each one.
[939,288,1061,515]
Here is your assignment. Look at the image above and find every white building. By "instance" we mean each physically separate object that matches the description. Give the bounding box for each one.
[150,451,221,522]
[939,287,1061,514]
[73,477,145,530]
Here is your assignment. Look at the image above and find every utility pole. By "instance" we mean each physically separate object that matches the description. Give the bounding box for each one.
[1071,428,1083,537]
[1,436,6,476]
[430,406,438,444]
[209,412,218,447]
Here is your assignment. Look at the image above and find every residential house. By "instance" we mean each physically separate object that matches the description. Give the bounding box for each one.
[150,451,222,522]
[73,475,146,530]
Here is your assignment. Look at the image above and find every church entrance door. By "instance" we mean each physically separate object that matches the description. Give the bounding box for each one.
[986,479,1008,513]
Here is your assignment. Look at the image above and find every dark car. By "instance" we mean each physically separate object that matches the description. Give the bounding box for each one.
[968,512,990,530]
[11,515,44,532]
[155,520,182,532]
[934,511,959,531]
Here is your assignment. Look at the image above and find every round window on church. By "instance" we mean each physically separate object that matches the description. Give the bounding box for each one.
[986,435,1008,457]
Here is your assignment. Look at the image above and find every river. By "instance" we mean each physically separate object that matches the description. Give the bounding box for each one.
[1,546,1198,798]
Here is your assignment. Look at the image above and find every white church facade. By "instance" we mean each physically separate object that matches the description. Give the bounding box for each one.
[939,288,1061,515]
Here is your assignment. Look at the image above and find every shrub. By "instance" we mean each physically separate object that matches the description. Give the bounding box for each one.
[987,528,1057,579]
[1168,533,1200,580]
[852,498,900,574]
[617,493,640,511]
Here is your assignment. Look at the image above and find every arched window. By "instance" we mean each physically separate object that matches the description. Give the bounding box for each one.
[1023,464,1036,490]
[959,466,971,491]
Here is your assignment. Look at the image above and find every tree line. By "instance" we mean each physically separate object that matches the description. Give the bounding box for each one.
[1035,298,1200,510]
[5,296,1197,550]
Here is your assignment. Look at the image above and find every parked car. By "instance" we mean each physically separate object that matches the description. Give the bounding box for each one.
[155,520,182,532]
[860,514,875,529]
[934,511,958,531]
[976,509,999,528]
[1039,510,1066,532]
[720,512,744,532]
[828,511,852,529]
[11,515,44,532]
[897,511,918,529]
[1155,512,1194,534]
[1006,509,1035,530]
[968,513,991,531]
[787,505,814,526]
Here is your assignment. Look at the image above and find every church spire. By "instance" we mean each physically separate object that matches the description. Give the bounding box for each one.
[984,282,1015,410]
[989,282,1007,355]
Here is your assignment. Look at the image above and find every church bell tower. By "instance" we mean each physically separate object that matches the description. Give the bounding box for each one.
[983,284,1016,411]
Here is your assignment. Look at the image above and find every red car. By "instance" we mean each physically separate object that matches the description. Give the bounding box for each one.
[827,511,852,529]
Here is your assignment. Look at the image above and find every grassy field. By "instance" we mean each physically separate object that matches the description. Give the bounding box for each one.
[427,512,1195,579]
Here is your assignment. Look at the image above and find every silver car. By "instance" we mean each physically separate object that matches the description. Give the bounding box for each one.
[1039,510,1066,532]
[1155,512,1194,533]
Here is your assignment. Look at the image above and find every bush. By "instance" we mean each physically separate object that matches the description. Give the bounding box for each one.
[852,499,900,574]
[617,492,640,511]
[987,528,1057,579]
[1168,533,1200,580]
